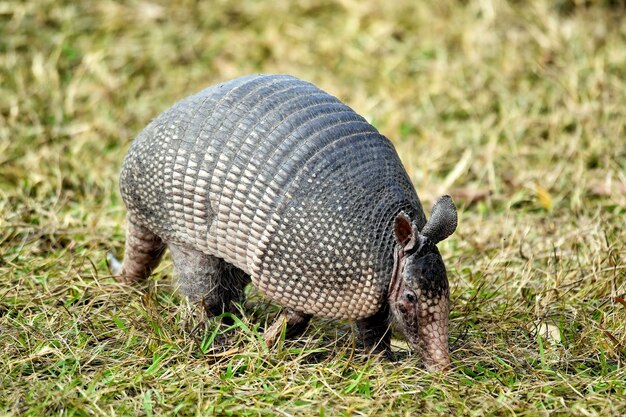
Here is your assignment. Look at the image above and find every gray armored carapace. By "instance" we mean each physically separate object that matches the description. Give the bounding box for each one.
[111,74,458,371]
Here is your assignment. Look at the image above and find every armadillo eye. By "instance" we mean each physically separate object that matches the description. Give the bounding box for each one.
[404,291,416,303]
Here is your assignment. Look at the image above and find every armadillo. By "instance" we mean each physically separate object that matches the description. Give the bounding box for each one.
[110,74,458,371]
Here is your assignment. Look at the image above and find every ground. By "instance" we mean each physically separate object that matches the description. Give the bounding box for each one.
[1,0,625,415]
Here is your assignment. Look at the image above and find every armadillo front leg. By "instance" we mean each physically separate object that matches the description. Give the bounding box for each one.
[264,308,311,347]
[112,214,166,283]
[168,244,249,321]
[357,303,393,359]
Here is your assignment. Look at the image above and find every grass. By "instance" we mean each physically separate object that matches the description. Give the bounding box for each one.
[1,0,625,415]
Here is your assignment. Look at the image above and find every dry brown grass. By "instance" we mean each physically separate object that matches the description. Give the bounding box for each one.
[1,0,625,415]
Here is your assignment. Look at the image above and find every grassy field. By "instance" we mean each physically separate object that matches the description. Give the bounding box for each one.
[2,0,626,415]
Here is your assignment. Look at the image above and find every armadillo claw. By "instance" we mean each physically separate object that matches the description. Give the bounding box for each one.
[264,315,287,347]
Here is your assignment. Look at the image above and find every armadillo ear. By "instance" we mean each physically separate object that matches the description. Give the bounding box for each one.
[421,195,458,244]
[394,211,417,251]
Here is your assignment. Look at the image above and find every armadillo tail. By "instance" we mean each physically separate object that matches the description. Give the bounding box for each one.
[107,252,123,276]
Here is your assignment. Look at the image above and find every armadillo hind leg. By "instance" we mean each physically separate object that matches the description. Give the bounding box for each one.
[114,214,166,283]
[356,303,393,359]
[264,308,312,347]
[169,244,249,322]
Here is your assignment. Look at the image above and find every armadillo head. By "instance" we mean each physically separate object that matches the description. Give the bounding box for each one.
[388,195,457,371]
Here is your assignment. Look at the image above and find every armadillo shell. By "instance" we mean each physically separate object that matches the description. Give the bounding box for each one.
[120,74,426,320]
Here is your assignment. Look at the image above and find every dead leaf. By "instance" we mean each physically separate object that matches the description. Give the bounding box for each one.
[534,321,562,343]
[589,180,626,197]
[534,185,553,210]
[450,187,491,204]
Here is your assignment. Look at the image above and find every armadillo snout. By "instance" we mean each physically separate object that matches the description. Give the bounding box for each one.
[419,335,451,372]
[417,293,450,371]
